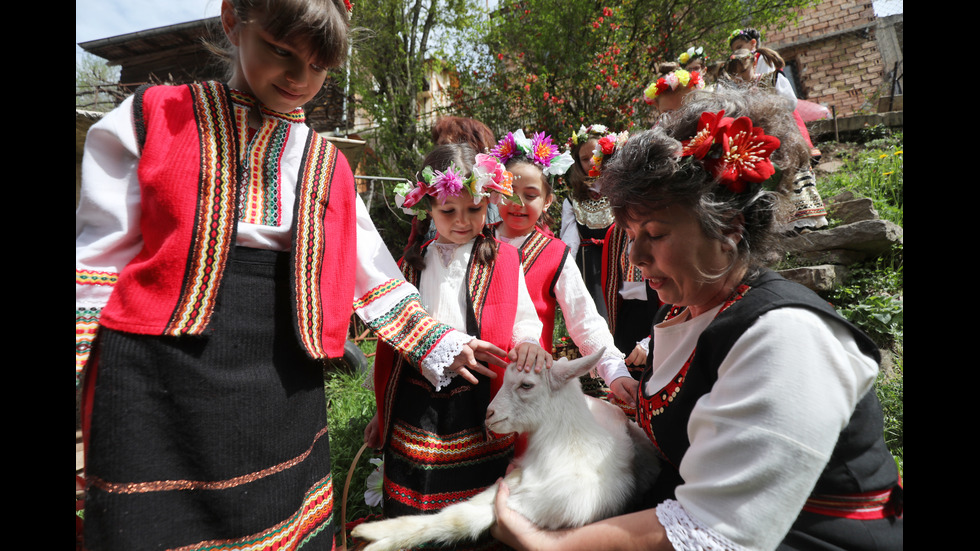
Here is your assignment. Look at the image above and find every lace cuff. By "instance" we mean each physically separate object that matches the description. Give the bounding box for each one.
[419,330,472,391]
[656,499,745,551]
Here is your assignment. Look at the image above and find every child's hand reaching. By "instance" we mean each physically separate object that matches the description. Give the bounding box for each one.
[449,338,508,384]
[609,376,639,406]
[625,340,648,366]
[508,342,553,373]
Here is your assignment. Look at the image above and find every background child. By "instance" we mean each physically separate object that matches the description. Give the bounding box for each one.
[644,68,705,124]
[677,46,707,73]
[725,49,829,232]
[76,1,507,548]
[560,124,615,322]
[373,144,549,535]
[489,130,638,406]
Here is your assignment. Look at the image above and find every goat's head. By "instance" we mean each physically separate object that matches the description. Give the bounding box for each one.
[485,348,605,435]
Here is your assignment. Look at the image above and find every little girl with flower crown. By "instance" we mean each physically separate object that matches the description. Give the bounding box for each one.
[559,124,617,323]
[368,143,550,546]
[488,129,639,406]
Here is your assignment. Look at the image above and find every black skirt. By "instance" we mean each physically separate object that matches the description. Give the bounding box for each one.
[84,247,335,550]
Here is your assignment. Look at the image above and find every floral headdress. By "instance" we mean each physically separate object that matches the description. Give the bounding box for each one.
[491,129,574,179]
[679,110,781,194]
[588,128,630,178]
[566,123,609,149]
[643,69,705,105]
[394,153,516,218]
[728,28,760,47]
[677,46,706,67]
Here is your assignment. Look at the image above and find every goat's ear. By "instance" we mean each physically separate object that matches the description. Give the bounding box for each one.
[550,348,606,388]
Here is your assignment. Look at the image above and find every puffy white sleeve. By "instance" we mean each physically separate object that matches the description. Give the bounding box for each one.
[559,198,580,260]
[75,96,143,382]
[774,73,798,111]
[659,308,878,551]
[554,258,629,384]
[351,196,474,383]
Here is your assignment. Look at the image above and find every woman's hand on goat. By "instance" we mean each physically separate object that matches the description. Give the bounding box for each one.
[609,376,639,406]
[491,478,549,550]
[508,341,554,373]
[449,339,508,384]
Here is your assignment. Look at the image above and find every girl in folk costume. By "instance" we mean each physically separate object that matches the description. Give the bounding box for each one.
[371,143,550,542]
[726,48,830,233]
[728,28,823,161]
[75,1,508,548]
[590,130,661,375]
[489,130,638,406]
[560,124,615,322]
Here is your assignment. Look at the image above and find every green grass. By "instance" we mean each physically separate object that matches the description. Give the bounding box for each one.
[324,368,383,533]
[817,128,903,227]
[815,127,903,474]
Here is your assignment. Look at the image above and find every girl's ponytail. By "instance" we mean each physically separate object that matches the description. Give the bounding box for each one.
[473,225,499,267]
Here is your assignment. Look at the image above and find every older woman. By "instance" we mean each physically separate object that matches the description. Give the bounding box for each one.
[491,89,902,550]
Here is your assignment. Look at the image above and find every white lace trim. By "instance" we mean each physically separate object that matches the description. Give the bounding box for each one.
[577,333,623,359]
[420,330,472,391]
[656,499,745,551]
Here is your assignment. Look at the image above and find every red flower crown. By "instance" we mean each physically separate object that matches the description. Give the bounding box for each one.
[680,110,781,193]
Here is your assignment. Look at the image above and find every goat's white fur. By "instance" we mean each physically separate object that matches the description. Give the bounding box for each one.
[352,349,660,551]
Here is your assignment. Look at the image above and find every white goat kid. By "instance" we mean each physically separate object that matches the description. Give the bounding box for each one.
[352,349,659,551]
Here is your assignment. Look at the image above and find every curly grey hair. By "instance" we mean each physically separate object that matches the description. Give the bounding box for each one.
[598,86,809,278]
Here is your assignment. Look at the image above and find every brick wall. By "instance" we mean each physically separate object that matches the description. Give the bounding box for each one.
[763,0,884,116]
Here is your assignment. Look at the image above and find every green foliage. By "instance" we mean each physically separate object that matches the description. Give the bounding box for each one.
[450,0,815,140]
[76,52,123,112]
[875,358,903,476]
[347,0,484,179]
[324,369,383,526]
[818,130,903,226]
[828,244,903,348]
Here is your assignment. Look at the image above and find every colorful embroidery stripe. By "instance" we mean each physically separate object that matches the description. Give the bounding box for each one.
[240,117,289,227]
[173,474,334,551]
[229,89,306,124]
[383,476,488,512]
[519,231,549,271]
[353,279,409,310]
[467,255,493,334]
[294,135,337,358]
[75,269,118,286]
[76,306,101,383]
[803,488,897,520]
[167,81,238,335]
[366,295,455,366]
[389,423,516,467]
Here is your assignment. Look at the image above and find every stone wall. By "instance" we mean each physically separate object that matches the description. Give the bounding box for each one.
[762,0,889,117]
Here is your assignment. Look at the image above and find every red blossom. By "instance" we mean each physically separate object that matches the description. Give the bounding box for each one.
[681,110,731,159]
[713,117,780,190]
[598,136,616,154]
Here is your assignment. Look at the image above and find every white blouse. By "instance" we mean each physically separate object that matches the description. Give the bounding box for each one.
[648,305,878,551]
[416,239,544,390]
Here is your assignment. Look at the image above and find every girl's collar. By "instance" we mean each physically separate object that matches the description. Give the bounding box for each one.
[228,86,307,124]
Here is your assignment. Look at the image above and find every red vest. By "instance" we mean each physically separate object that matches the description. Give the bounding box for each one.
[512,229,569,352]
[99,82,357,359]
[373,237,522,444]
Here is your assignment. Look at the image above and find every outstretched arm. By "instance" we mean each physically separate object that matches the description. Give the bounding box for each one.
[491,480,674,551]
